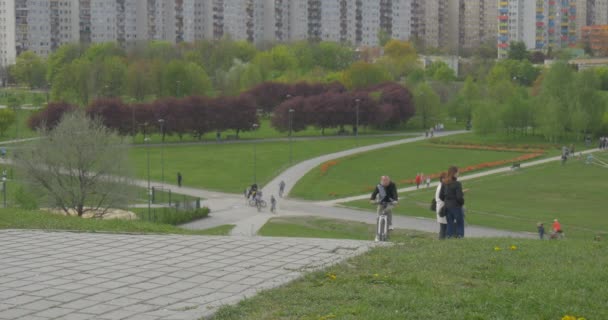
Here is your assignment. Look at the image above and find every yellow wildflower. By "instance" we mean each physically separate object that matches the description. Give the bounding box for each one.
[373,273,379,277]
[494,246,502,251]
[510,245,517,251]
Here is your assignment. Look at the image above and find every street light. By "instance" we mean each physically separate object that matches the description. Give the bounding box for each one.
[252,123,259,183]
[158,119,165,186]
[288,109,295,164]
[355,98,361,140]
[143,123,151,220]
[2,175,6,208]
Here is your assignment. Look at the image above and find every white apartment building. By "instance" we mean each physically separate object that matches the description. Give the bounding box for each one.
[0,0,16,67]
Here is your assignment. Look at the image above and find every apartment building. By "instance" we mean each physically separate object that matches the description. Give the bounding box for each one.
[582,24,608,56]
[411,0,448,49]
[0,0,16,67]
[498,0,578,59]
[460,0,497,49]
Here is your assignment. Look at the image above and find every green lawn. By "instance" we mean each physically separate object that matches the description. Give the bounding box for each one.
[258,216,430,242]
[129,136,403,193]
[290,142,527,200]
[345,153,608,240]
[212,237,607,320]
[0,208,230,236]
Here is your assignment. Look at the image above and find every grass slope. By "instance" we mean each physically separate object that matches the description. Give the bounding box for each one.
[0,209,232,236]
[129,136,402,193]
[213,237,607,320]
[291,142,525,200]
[258,216,429,242]
[345,153,608,239]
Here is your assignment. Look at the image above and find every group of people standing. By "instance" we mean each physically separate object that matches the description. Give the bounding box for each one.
[434,166,466,239]
[415,173,431,189]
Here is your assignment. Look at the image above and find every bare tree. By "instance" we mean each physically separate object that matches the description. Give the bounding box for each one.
[15,111,134,217]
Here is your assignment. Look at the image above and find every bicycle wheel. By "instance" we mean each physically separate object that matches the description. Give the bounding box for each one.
[379,216,387,241]
[249,199,256,207]
[260,200,267,208]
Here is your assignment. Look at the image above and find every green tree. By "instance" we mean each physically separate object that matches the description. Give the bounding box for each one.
[507,41,528,61]
[47,43,85,84]
[126,60,151,102]
[414,83,440,130]
[341,62,391,89]
[315,42,354,71]
[163,60,212,97]
[472,101,501,134]
[51,58,93,105]
[101,56,127,98]
[11,51,47,89]
[425,61,456,82]
[377,30,391,47]
[0,109,16,137]
[450,76,479,123]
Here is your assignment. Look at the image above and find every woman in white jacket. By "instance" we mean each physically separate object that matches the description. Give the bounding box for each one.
[435,172,448,239]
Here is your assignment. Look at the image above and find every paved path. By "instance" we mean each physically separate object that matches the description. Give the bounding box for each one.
[0,230,378,320]
[320,148,602,205]
[262,130,466,200]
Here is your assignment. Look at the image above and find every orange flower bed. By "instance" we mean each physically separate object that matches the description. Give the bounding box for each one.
[319,160,340,176]
[396,152,543,185]
[428,143,545,154]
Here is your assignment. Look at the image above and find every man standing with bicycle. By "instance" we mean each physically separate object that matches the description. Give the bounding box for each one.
[370,176,398,241]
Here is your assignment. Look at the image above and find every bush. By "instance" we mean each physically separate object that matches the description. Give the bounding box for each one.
[13,186,39,210]
[137,207,209,225]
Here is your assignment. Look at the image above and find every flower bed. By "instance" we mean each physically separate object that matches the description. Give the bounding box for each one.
[426,143,546,154]
[396,152,543,185]
[428,139,559,151]
[319,160,340,176]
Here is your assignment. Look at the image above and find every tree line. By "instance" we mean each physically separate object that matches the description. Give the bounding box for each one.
[449,61,608,140]
[28,81,415,139]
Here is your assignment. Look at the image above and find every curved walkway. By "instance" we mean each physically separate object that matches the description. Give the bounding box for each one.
[262,130,466,198]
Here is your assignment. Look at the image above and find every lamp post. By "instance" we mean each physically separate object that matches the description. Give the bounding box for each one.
[143,123,151,220]
[176,80,181,97]
[288,108,295,164]
[252,123,259,183]
[158,119,165,186]
[355,98,361,141]
[2,175,6,208]
[130,98,136,137]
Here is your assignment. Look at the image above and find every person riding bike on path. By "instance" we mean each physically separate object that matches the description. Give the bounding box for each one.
[247,183,259,200]
[370,176,398,235]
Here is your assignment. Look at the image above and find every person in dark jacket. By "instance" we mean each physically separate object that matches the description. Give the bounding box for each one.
[440,166,465,238]
[370,176,399,233]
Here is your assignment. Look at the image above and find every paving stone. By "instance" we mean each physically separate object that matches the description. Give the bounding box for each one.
[0,230,374,320]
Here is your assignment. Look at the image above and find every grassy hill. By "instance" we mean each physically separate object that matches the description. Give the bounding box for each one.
[212,236,607,320]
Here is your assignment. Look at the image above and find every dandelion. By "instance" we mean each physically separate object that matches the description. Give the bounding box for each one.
[326,273,337,280]
[494,246,502,251]
[510,245,517,251]
[373,273,379,277]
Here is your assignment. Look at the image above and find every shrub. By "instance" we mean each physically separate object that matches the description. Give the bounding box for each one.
[137,207,210,225]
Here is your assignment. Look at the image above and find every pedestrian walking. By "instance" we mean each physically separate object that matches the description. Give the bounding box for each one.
[430,127,434,138]
[177,172,182,187]
[537,222,545,240]
[439,166,466,239]
[425,130,429,138]
[270,195,277,213]
[415,173,422,189]
[426,175,431,188]
[278,180,286,198]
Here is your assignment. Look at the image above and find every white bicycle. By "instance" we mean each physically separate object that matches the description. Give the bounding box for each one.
[373,200,396,242]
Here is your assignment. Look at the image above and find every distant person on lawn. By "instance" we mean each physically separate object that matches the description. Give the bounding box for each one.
[435,172,448,239]
[426,175,431,188]
[415,173,422,189]
[177,172,182,187]
[537,222,545,240]
[440,166,466,239]
[279,180,286,198]
[551,219,564,239]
